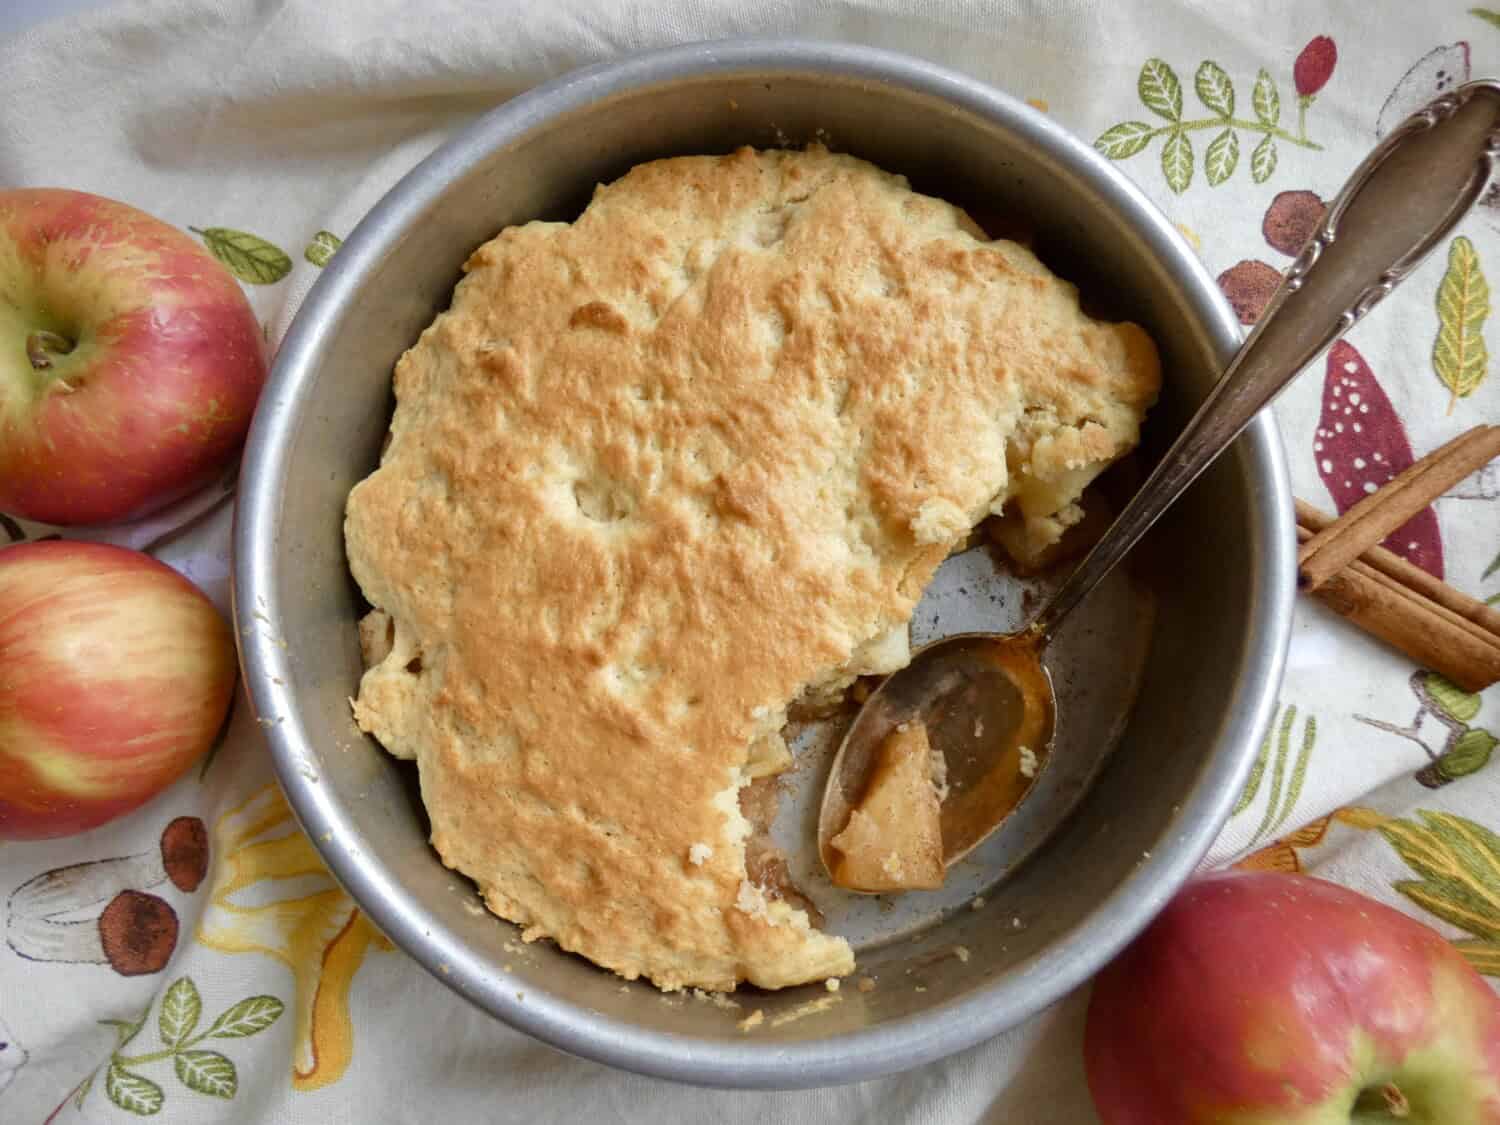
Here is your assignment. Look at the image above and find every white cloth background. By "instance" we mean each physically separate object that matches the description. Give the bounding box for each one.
[1,1,1498,1121]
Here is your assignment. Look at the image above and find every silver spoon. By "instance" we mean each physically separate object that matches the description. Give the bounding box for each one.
[818,81,1500,888]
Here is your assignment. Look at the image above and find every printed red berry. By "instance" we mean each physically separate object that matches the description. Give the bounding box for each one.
[1294,36,1337,98]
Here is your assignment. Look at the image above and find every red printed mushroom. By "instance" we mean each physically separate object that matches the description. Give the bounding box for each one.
[1315,341,1444,576]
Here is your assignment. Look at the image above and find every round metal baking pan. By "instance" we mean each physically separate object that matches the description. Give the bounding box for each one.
[234,38,1294,1089]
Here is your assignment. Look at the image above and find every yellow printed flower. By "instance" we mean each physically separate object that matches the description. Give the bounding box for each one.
[196,785,391,1091]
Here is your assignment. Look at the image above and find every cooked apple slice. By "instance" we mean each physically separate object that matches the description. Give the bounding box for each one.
[829,721,945,892]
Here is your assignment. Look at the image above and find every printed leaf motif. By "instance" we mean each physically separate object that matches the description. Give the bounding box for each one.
[1380,812,1500,962]
[1194,60,1235,118]
[83,978,283,1114]
[1094,121,1156,159]
[304,230,343,268]
[1233,724,1271,814]
[1251,134,1277,183]
[1433,235,1491,410]
[1454,938,1500,974]
[1476,8,1500,29]
[1252,68,1281,126]
[158,977,202,1048]
[205,994,285,1039]
[1439,728,1498,781]
[1205,128,1239,186]
[174,1050,237,1099]
[1161,128,1194,194]
[106,1064,164,1116]
[1097,55,1321,191]
[1235,704,1317,845]
[190,226,292,285]
[1485,548,1500,581]
[75,1070,95,1110]
[1424,672,1482,722]
[1138,58,1184,121]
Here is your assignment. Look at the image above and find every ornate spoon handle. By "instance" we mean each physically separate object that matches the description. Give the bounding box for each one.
[1033,81,1500,638]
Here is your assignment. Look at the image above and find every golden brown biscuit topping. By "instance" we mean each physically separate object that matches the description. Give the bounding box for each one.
[345,146,1159,991]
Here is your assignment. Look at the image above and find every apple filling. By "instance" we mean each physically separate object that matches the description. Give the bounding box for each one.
[829,721,947,892]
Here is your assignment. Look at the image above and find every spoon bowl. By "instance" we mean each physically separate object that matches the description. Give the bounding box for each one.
[817,633,1052,881]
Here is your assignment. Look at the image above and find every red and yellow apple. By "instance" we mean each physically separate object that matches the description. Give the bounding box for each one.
[0,188,265,526]
[0,540,237,839]
[1086,870,1500,1124]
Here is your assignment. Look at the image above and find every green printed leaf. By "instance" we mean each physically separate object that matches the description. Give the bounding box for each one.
[304,230,343,268]
[1273,713,1316,834]
[1438,728,1498,781]
[1251,134,1277,183]
[75,1070,95,1109]
[1380,811,1500,944]
[106,1064,164,1116]
[1433,235,1490,409]
[1194,60,1235,118]
[174,1050,237,1099]
[205,994,285,1039]
[1483,547,1500,581]
[1252,68,1281,126]
[1094,121,1156,159]
[1454,938,1500,975]
[158,977,202,1048]
[1204,128,1239,186]
[1472,7,1500,30]
[1424,672,1483,722]
[1161,128,1193,194]
[1233,722,1271,815]
[190,226,292,285]
[1138,58,1183,121]
[1252,705,1296,844]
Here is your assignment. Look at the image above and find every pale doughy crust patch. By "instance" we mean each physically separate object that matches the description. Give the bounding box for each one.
[344,146,1159,992]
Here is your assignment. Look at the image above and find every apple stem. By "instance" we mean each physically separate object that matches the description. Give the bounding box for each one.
[1381,1084,1410,1119]
[25,329,74,371]
[1353,1081,1412,1120]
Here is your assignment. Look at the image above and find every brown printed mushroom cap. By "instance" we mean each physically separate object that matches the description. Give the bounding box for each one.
[160,816,209,893]
[1217,260,1282,325]
[99,890,178,976]
[1262,191,1326,258]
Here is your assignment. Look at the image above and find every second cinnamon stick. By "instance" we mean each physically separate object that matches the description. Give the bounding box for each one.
[1297,524,1500,692]
[1296,498,1500,637]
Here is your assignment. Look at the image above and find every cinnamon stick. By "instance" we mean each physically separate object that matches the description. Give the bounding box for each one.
[1296,498,1500,637]
[1296,524,1500,692]
[1299,425,1500,591]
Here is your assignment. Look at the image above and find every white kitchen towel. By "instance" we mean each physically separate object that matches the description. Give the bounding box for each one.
[0,1,1497,1121]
